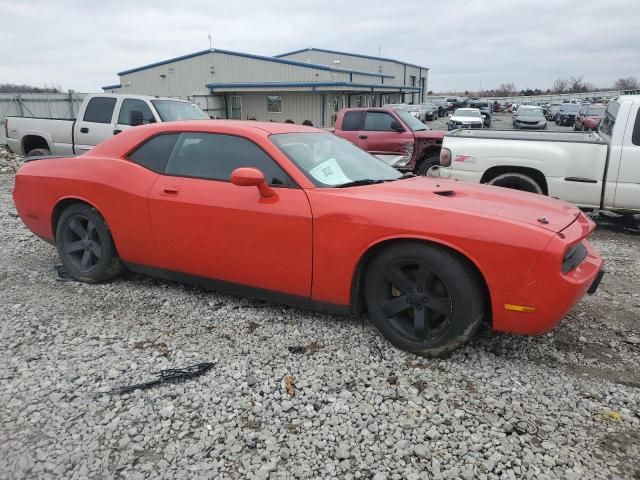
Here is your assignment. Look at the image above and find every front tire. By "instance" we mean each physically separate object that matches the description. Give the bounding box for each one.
[364,242,485,356]
[56,203,123,283]
[416,154,440,176]
[487,172,543,194]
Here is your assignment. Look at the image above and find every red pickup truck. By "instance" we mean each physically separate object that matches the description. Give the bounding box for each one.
[333,107,444,174]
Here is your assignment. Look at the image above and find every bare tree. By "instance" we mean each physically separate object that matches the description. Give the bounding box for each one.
[553,78,568,94]
[496,82,516,96]
[613,76,640,91]
[568,75,585,93]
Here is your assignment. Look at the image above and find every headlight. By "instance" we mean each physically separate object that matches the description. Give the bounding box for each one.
[440,148,452,167]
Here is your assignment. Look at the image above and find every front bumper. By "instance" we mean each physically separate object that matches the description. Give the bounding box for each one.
[514,122,546,130]
[490,217,603,335]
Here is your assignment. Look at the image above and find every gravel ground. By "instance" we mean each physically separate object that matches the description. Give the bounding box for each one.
[1,142,639,480]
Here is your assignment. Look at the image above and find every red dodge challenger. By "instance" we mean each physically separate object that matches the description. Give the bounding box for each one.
[12,120,604,356]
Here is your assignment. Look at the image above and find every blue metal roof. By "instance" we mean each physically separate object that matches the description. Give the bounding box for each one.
[275,47,429,70]
[101,84,122,90]
[117,48,396,79]
[206,81,420,91]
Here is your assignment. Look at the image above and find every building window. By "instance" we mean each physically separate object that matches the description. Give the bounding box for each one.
[267,95,282,113]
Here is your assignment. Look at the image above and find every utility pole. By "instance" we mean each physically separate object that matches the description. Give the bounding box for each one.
[208,33,213,50]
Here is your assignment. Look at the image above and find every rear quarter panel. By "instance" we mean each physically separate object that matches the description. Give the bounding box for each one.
[13,156,161,267]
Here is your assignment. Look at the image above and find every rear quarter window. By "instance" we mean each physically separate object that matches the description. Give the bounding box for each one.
[128,133,180,172]
[83,97,117,124]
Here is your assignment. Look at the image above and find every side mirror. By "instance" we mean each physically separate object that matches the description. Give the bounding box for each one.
[390,120,404,132]
[231,167,274,197]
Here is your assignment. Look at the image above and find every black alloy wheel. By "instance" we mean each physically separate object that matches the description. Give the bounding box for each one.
[365,242,485,356]
[56,203,123,283]
[61,215,102,272]
[377,260,452,341]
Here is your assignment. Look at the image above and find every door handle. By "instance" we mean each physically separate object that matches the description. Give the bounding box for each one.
[113,129,122,135]
[161,185,180,196]
[80,127,89,134]
[358,134,368,139]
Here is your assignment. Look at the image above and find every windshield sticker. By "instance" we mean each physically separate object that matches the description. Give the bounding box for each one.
[309,158,352,186]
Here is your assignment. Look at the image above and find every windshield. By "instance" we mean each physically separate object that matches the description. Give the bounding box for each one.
[271,133,402,187]
[561,104,579,113]
[151,100,209,121]
[586,106,605,116]
[395,110,429,131]
[454,109,480,118]
[407,105,419,112]
[518,110,545,119]
[471,103,489,108]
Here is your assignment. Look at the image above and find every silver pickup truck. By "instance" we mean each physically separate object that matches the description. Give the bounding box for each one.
[430,95,640,214]
[3,93,209,156]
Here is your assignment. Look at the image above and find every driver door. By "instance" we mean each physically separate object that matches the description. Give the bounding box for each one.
[147,132,313,297]
[359,110,414,163]
[114,98,158,134]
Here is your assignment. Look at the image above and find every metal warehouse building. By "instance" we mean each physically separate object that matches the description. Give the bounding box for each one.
[102,47,428,127]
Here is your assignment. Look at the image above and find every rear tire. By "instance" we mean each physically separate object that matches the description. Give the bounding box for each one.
[27,148,51,157]
[364,242,485,357]
[55,203,123,283]
[487,172,543,194]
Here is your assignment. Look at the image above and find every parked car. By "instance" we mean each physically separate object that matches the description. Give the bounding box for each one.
[431,99,450,116]
[556,104,580,126]
[513,107,547,129]
[446,97,467,109]
[12,119,604,356]
[333,107,443,174]
[3,94,209,156]
[419,103,439,120]
[546,104,563,121]
[467,101,492,127]
[382,103,409,111]
[431,95,640,215]
[574,104,606,131]
[448,108,484,130]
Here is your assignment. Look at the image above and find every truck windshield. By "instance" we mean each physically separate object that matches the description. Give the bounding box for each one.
[395,110,429,131]
[271,132,402,187]
[151,100,209,121]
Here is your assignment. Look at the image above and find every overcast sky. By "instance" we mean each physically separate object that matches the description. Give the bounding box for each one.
[1,0,638,93]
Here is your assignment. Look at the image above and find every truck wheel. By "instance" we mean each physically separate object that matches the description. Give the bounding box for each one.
[416,154,440,176]
[487,172,543,194]
[364,242,485,357]
[27,148,51,157]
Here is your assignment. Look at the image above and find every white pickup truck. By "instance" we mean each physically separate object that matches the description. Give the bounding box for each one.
[431,95,640,214]
[3,93,209,156]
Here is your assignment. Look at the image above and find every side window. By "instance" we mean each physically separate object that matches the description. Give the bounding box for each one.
[128,134,180,172]
[118,99,156,126]
[165,133,294,186]
[363,111,396,131]
[83,97,117,124]
[632,108,640,146]
[341,111,362,131]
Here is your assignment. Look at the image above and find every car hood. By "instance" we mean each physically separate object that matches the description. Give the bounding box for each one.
[413,129,445,140]
[450,115,483,123]
[339,176,581,233]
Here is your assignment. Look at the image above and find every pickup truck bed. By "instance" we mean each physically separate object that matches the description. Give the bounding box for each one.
[434,95,640,213]
[445,128,605,144]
